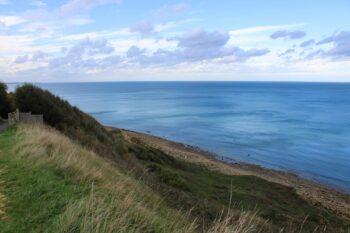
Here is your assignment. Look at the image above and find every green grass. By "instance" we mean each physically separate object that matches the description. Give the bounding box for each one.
[14,84,124,161]
[1,124,349,233]
[0,126,198,233]
[0,127,90,233]
[147,164,190,191]
[129,140,350,232]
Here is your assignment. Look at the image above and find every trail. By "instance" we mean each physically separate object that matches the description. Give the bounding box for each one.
[0,122,8,133]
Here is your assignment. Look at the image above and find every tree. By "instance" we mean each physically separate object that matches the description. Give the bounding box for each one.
[0,82,11,119]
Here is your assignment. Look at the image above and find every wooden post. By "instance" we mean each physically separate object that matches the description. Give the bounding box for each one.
[15,108,19,122]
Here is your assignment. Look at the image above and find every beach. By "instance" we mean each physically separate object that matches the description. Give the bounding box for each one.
[120,128,350,220]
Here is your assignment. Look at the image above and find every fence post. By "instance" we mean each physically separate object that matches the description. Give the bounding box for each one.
[15,108,19,121]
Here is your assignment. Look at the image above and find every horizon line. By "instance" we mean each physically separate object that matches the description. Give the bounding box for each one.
[4,80,350,84]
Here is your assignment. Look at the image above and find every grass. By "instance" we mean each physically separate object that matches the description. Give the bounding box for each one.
[0,124,349,232]
[14,84,126,161]
[3,83,349,232]
[0,128,89,232]
[147,163,190,191]
[128,137,350,232]
[0,125,197,233]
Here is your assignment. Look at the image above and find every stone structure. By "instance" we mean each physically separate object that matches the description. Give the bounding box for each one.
[8,109,43,124]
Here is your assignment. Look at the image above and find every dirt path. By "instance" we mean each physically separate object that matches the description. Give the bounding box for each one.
[0,122,8,133]
[122,129,350,220]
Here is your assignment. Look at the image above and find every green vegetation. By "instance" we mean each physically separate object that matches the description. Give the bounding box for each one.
[15,84,126,160]
[147,164,190,191]
[0,128,90,232]
[129,139,349,232]
[0,125,196,233]
[0,82,14,119]
[0,83,349,232]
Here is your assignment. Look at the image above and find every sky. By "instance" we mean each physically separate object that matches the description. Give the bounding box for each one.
[0,0,350,82]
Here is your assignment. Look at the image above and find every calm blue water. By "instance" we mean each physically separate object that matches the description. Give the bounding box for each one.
[8,82,350,191]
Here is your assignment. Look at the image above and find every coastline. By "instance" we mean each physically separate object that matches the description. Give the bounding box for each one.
[112,127,350,220]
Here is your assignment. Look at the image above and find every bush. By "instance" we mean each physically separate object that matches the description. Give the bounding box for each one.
[0,82,12,118]
[15,84,122,160]
[147,164,189,191]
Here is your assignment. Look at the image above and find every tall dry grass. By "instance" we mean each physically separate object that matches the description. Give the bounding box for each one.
[13,124,273,233]
[14,124,196,233]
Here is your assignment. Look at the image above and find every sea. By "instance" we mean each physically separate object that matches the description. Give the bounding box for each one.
[7,82,350,191]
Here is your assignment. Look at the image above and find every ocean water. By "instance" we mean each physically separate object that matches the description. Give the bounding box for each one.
[8,82,350,191]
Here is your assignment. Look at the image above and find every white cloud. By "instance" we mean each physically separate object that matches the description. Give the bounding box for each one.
[66,16,94,26]
[230,23,305,36]
[0,0,8,5]
[14,55,29,64]
[67,37,114,57]
[228,23,307,49]
[300,39,315,48]
[154,3,190,19]
[60,0,123,14]
[130,21,156,37]
[313,31,350,60]
[31,1,47,7]
[0,35,35,54]
[47,37,116,72]
[0,21,5,30]
[270,30,306,40]
[279,48,295,57]
[58,28,132,42]
[32,51,48,61]
[127,46,146,58]
[124,29,269,65]
[178,28,229,48]
[0,15,26,27]
[1,1,349,82]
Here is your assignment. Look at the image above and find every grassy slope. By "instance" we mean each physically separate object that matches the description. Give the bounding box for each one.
[0,124,349,232]
[0,128,89,232]
[14,84,127,161]
[128,139,350,232]
[0,125,197,233]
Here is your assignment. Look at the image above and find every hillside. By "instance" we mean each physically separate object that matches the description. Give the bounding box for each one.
[0,125,199,233]
[0,83,349,232]
[0,124,347,233]
[14,84,126,161]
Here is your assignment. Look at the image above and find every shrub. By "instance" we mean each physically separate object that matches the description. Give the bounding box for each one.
[15,84,122,160]
[147,164,189,191]
[0,82,12,118]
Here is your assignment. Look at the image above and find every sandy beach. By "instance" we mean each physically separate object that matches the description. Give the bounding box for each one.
[120,128,350,220]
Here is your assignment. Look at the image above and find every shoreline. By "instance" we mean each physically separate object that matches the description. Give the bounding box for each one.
[112,127,350,220]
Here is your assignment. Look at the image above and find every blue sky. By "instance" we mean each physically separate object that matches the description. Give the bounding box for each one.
[0,0,349,82]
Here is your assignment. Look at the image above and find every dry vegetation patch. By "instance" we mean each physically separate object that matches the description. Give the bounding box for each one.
[14,124,197,233]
